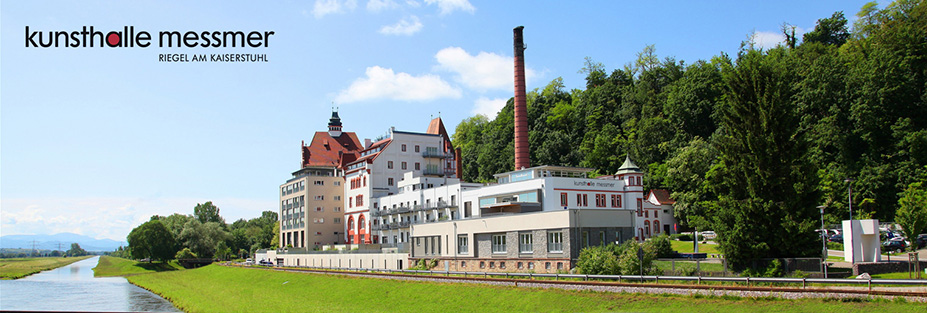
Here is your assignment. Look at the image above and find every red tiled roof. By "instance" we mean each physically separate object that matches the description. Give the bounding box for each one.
[426,117,450,143]
[346,138,392,166]
[649,189,676,204]
[302,131,363,168]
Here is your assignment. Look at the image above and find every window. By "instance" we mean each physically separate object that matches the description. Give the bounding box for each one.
[637,199,643,217]
[596,194,607,207]
[458,235,468,254]
[415,145,420,152]
[314,180,324,186]
[518,262,523,269]
[519,233,533,253]
[547,232,563,252]
[500,262,506,269]
[528,262,534,269]
[356,195,364,207]
[599,231,606,246]
[557,262,563,270]
[645,210,649,218]
[316,207,323,212]
[401,162,407,170]
[334,196,341,201]
[363,176,366,186]
[654,210,658,218]
[334,207,341,212]
[489,262,495,269]
[388,178,394,186]
[349,197,352,208]
[545,262,551,269]
[415,162,420,171]
[314,195,324,200]
[576,194,582,206]
[653,220,660,233]
[582,231,589,248]
[492,234,506,254]
[464,202,472,217]
[401,144,407,152]
[560,193,567,206]
[334,181,341,186]
[480,261,485,269]
[388,161,393,169]
[334,218,341,223]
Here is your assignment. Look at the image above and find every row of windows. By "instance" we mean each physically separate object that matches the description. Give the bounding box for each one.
[349,195,364,208]
[558,193,623,208]
[281,181,305,196]
[387,161,423,171]
[400,144,429,153]
[475,260,563,271]
[489,232,563,254]
[349,176,366,189]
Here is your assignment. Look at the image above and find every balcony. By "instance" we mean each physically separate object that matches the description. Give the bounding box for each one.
[422,150,452,159]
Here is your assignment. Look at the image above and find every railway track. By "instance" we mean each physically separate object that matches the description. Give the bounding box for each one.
[231,264,927,302]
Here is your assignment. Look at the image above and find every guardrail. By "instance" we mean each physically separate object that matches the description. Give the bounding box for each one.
[268,265,927,288]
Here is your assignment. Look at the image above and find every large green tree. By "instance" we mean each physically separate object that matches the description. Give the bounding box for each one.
[127,220,176,262]
[706,47,820,270]
[194,201,225,225]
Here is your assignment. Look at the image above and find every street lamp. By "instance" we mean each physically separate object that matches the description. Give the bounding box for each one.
[845,178,855,220]
[818,205,828,278]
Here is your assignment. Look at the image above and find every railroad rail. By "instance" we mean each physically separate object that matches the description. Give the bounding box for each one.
[228,264,927,301]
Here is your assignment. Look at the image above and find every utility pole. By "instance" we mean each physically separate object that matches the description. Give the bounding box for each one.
[31,240,39,257]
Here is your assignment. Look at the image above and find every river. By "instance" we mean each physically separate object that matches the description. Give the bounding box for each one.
[0,256,180,312]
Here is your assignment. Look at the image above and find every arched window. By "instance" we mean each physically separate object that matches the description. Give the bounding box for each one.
[363,176,366,187]
[645,221,651,237]
[653,220,660,234]
[358,215,366,230]
[347,216,355,230]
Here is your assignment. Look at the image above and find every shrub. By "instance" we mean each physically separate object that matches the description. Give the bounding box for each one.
[576,246,620,275]
[175,248,197,259]
[672,234,693,241]
[648,235,674,258]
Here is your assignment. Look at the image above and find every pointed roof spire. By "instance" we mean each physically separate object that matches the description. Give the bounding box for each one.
[615,154,642,175]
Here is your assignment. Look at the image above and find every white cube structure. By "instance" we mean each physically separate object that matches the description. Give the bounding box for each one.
[843,219,881,263]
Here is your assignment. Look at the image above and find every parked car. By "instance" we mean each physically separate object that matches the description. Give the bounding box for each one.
[244,258,254,265]
[916,234,927,249]
[699,231,717,240]
[828,234,843,243]
[882,238,907,253]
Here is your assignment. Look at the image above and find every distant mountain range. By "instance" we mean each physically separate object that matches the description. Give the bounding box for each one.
[0,233,126,252]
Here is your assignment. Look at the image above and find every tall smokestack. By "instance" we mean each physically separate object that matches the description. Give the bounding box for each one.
[513,26,530,170]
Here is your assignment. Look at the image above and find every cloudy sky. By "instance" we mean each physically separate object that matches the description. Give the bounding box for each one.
[1,0,882,242]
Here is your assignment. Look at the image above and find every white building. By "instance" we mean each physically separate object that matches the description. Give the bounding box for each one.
[343,118,459,244]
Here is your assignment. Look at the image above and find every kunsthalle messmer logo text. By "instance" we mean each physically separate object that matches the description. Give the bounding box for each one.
[25,26,274,63]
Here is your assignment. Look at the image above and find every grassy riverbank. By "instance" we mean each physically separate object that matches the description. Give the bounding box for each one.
[0,256,93,279]
[127,265,920,312]
[92,255,184,277]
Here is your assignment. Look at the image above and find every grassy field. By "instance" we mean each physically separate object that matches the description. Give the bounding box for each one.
[0,256,93,279]
[670,240,722,255]
[127,265,920,312]
[92,255,184,277]
[654,259,726,274]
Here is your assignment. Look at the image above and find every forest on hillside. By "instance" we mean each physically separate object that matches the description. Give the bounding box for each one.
[452,1,925,264]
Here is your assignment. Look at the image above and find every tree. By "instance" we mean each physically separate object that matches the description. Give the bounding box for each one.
[708,47,820,270]
[896,182,927,251]
[127,220,176,262]
[194,201,225,225]
[175,248,197,259]
[270,223,280,248]
[67,243,87,257]
[802,11,850,46]
[179,219,229,258]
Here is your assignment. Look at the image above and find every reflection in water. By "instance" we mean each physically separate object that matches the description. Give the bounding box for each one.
[0,256,179,312]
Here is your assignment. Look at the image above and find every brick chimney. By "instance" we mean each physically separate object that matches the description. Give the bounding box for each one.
[513,26,530,170]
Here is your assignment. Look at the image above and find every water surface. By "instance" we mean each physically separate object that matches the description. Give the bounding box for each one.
[0,256,180,312]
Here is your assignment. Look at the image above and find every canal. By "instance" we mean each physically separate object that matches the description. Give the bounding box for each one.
[0,256,180,312]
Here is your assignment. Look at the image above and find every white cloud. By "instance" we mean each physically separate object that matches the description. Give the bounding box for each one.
[367,0,399,12]
[424,0,475,15]
[312,0,358,18]
[0,197,273,242]
[472,97,508,120]
[335,66,461,103]
[751,31,785,50]
[379,16,424,36]
[405,0,421,8]
[434,47,537,92]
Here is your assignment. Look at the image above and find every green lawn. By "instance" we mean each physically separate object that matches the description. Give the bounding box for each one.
[92,255,184,277]
[127,265,920,313]
[0,256,93,279]
[671,240,722,255]
[871,271,927,279]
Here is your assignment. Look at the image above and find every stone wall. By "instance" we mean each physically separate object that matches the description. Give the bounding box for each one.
[853,260,927,276]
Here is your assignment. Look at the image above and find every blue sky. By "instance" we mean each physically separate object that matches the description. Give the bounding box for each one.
[1,0,882,241]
